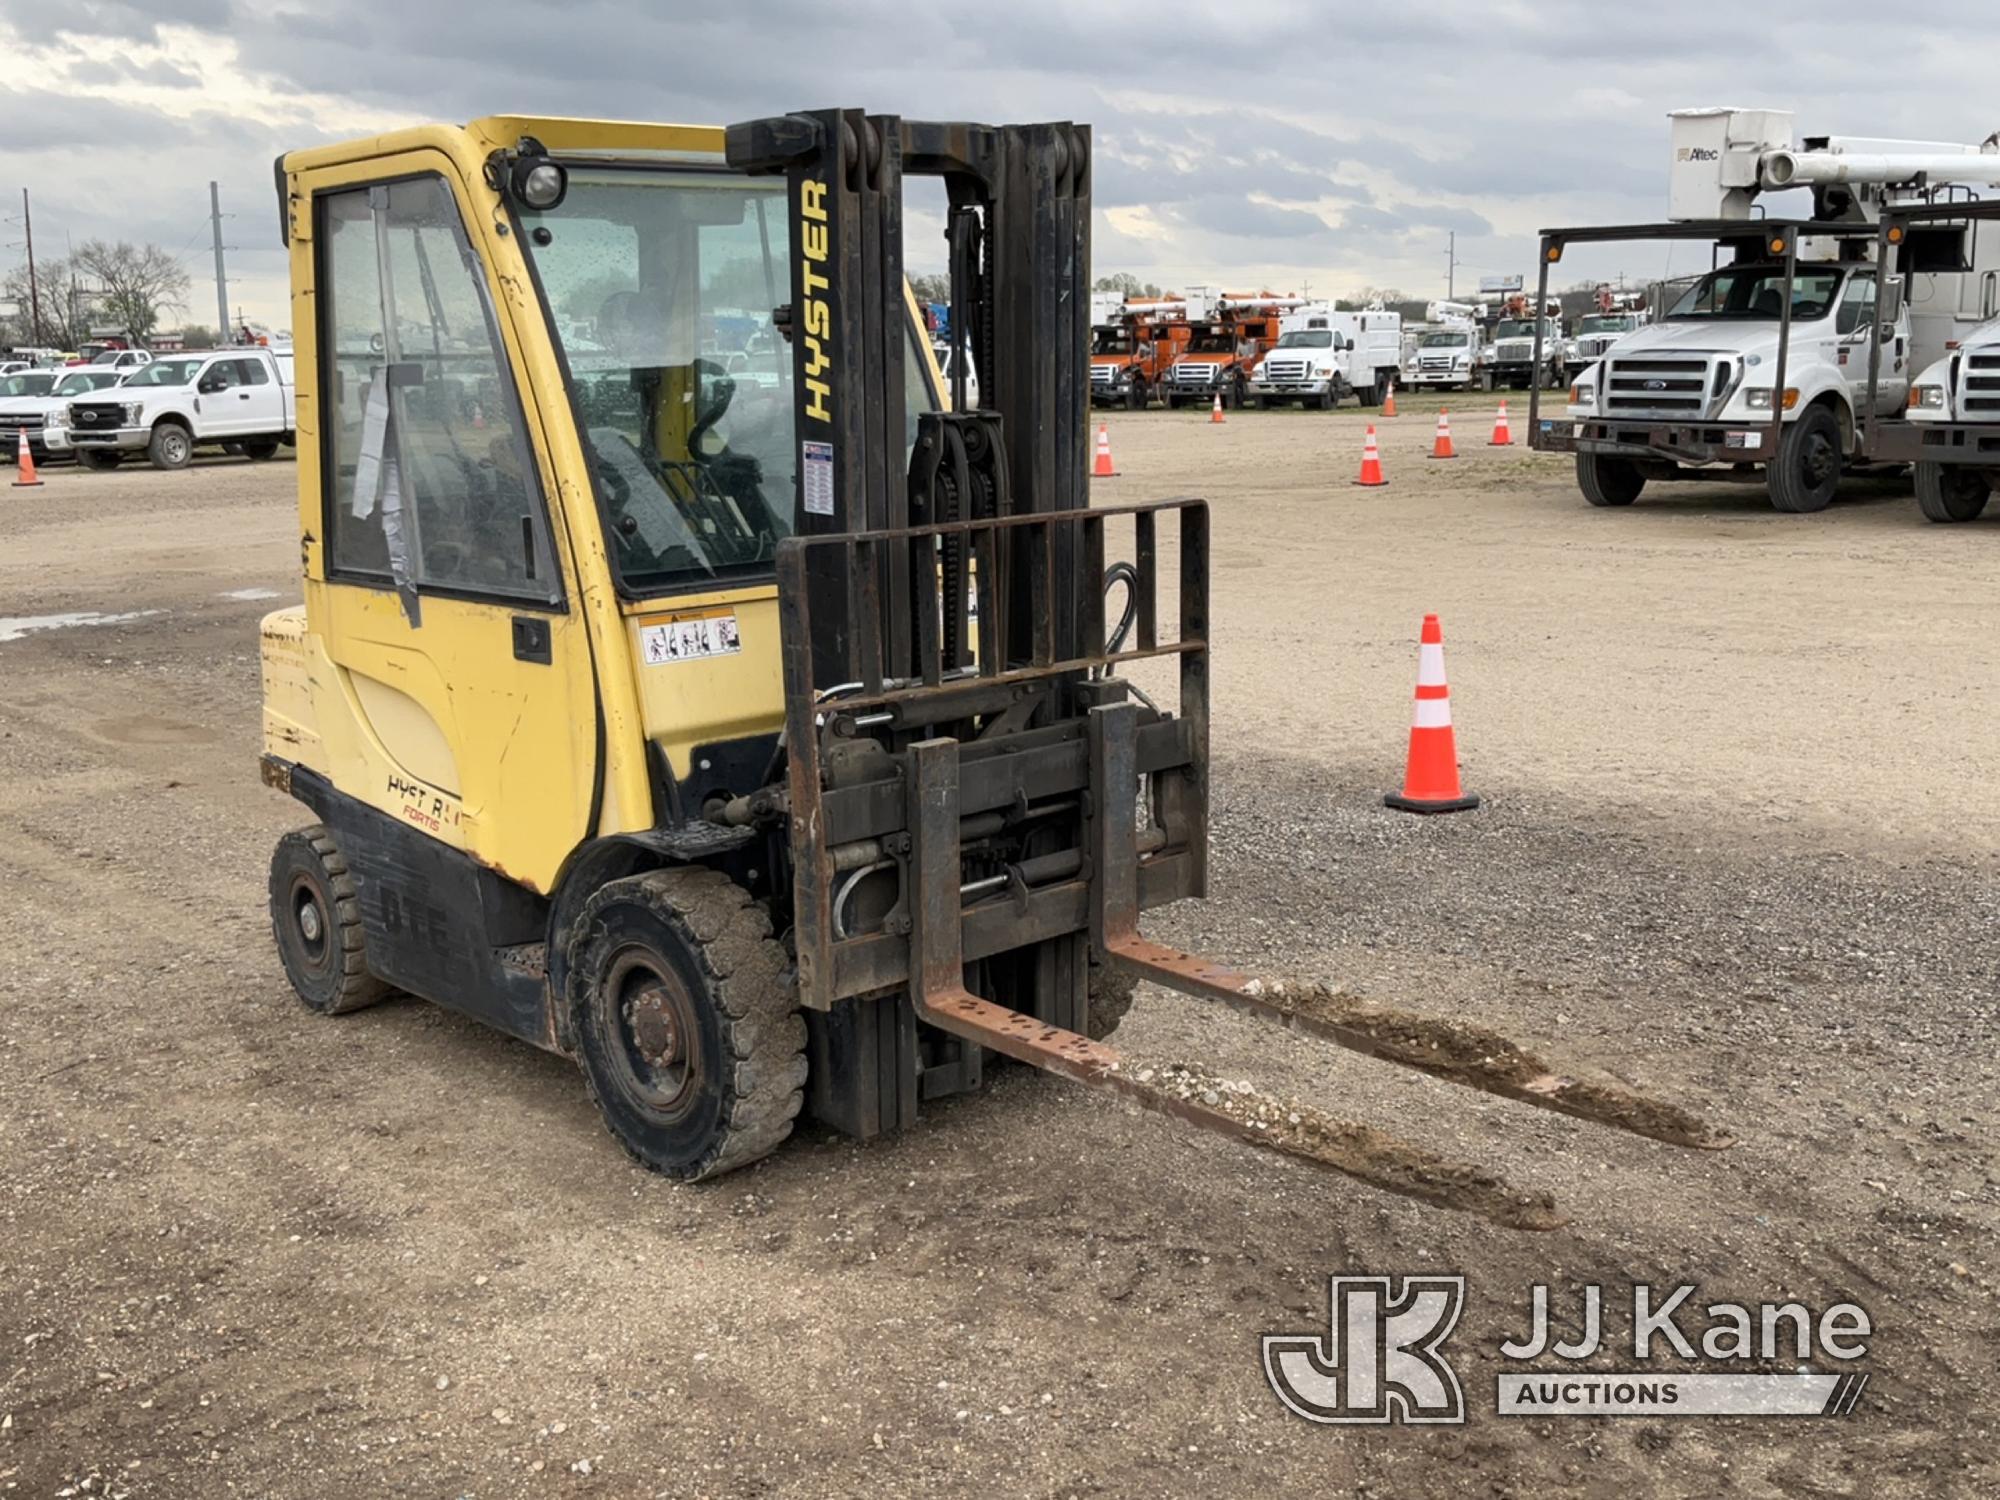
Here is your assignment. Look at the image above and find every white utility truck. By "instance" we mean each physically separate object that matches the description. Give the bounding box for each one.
[1561,288,1650,381]
[66,347,296,470]
[1534,107,2000,513]
[1248,302,1402,409]
[1402,301,1482,391]
[1486,296,1565,389]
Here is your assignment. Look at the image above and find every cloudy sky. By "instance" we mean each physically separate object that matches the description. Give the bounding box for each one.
[5,0,2000,332]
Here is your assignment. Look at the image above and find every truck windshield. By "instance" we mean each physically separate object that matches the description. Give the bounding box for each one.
[1189,331,1233,353]
[1417,332,1468,348]
[1578,315,1636,334]
[1494,320,1538,339]
[1274,330,1333,349]
[125,359,203,387]
[0,372,54,398]
[1667,265,1842,320]
[53,371,119,395]
[1092,327,1134,355]
[519,166,939,595]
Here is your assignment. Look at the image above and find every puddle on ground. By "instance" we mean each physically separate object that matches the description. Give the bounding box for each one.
[0,610,164,643]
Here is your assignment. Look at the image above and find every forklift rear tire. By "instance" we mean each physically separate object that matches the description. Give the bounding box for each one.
[566,867,806,1182]
[269,827,392,1016]
[1577,451,1645,507]
[1913,461,1991,523]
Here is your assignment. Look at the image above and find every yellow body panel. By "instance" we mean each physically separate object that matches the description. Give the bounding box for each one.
[263,115,942,891]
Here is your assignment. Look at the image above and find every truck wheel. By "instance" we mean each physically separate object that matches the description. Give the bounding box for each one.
[1914,461,1991,522]
[1241,389,1261,410]
[76,449,122,472]
[269,827,392,1016]
[1577,451,1645,507]
[1355,377,1382,409]
[1767,404,1841,513]
[566,867,805,1182]
[1086,956,1137,1041]
[242,439,281,461]
[1315,387,1336,411]
[147,422,193,471]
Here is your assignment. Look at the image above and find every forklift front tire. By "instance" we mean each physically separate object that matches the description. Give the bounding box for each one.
[269,827,392,1016]
[566,868,805,1182]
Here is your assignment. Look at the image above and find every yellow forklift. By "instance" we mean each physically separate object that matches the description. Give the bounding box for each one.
[261,110,1725,1222]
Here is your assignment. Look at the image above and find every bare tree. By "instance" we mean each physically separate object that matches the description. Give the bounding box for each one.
[70,239,190,342]
[3,255,88,348]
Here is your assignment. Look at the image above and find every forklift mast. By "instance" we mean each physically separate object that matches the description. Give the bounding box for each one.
[722,111,1213,1135]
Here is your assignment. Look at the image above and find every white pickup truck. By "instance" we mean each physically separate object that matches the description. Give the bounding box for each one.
[66,347,296,470]
[0,366,130,461]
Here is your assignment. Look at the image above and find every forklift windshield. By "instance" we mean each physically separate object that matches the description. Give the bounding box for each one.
[519,167,797,592]
[522,166,940,594]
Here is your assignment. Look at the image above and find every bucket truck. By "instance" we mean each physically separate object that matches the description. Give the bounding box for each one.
[1402,300,1483,392]
[1247,303,1402,409]
[1164,291,1298,409]
[1089,295,1190,410]
[1561,287,1650,381]
[1533,107,2000,514]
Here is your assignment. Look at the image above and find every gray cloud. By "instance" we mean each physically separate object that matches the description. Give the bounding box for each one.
[7,0,2000,320]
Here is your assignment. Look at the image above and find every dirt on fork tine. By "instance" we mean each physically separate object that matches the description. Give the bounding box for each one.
[0,424,1994,1498]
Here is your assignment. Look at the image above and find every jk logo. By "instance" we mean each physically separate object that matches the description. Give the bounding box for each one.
[1263,1276,1467,1425]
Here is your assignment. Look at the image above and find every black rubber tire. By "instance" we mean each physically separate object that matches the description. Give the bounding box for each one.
[1577,451,1645,507]
[1314,387,1336,411]
[1914,461,1991,523]
[147,422,193,471]
[1767,403,1842,514]
[242,439,281,461]
[1356,377,1382,409]
[76,449,122,471]
[269,827,391,1016]
[1086,957,1138,1042]
[566,867,805,1181]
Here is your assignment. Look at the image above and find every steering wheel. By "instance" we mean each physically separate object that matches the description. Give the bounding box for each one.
[687,358,736,459]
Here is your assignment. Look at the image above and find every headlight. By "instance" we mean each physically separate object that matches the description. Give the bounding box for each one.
[1745,388,1773,410]
[125,402,145,423]
[1313,364,1334,378]
[1911,384,1946,410]
[1453,356,1470,369]
[1570,384,1592,405]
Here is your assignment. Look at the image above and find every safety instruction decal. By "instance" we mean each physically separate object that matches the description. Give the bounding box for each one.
[639,608,742,665]
[802,440,835,517]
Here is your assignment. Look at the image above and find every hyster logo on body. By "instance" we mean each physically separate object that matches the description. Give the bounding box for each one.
[1262,1276,1466,1425]
[798,178,832,423]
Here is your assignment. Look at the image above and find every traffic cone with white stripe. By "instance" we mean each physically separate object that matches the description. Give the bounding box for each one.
[12,433,43,488]
[1429,409,1457,459]
[1384,613,1479,814]
[1352,424,1388,487]
[1382,378,1397,418]
[1092,423,1119,478]
[1489,400,1513,446]
[1210,391,1226,424]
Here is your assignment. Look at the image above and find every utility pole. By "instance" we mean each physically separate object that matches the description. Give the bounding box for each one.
[1444,231,1461,301]
[209,181,230,343]
[22,189,40,345]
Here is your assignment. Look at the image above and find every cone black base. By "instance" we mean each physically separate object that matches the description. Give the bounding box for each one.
[1383,792,1481,815]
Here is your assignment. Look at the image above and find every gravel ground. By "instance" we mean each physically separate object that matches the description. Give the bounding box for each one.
[0,423,1995,1498]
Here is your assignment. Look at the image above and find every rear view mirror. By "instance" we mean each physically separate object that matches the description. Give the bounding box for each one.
[1880,275,1905,323]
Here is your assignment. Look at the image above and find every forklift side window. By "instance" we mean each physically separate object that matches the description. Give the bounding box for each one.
[318,177,559,605]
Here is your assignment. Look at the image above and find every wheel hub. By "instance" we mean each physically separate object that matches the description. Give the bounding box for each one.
[625,983,684,1069]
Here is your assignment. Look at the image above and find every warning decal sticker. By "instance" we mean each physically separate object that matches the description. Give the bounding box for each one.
[639,608,743,666]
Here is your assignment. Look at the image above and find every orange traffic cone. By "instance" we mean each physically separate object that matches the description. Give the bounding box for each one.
[1385,614,1479,814]
[1489,401,1513,446]
[1429,409,1457,459]
[1352,424,1388,488]
[1382,378,1398,418]
[12,434,43,488]
[1092,423,1119,478]
[1210,392,1226,424]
